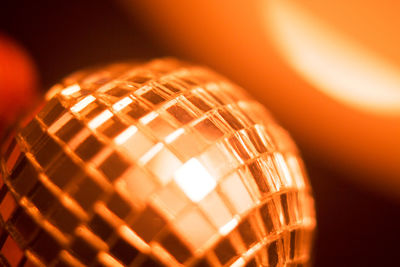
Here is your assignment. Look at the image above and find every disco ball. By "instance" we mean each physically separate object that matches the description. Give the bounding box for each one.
[0,58,315,266]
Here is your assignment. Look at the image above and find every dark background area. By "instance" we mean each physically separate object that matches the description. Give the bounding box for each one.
[1,1,399,266]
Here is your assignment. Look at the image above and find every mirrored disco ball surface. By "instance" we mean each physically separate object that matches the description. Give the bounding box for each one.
[0,59,315,267]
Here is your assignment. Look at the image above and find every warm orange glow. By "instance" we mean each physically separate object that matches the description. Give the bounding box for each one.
[112,96,133,112]
[174,158,217,203]
[98,252,124,267]
[88,109,113,129]
[139,142,163,164]
[114,125,138,145]
[61,84,81,96]
[119,225,150,252]
[219,218,239,236]
[265,1,400,115]
[165,128,185,144]
[0,34,37,128]
[139,111,158,125]
[71,95,96,113]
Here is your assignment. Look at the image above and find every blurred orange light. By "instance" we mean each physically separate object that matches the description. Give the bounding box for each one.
[266,1,400,115]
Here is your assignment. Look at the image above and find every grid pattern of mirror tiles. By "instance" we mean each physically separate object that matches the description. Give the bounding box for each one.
[0,59,315,267]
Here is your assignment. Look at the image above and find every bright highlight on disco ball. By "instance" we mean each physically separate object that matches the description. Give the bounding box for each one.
[0,58,315,266]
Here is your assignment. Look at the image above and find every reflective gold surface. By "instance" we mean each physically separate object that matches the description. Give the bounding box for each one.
[0,59,315,266]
